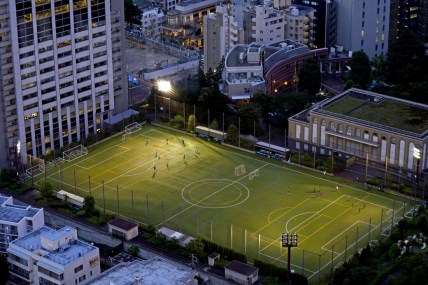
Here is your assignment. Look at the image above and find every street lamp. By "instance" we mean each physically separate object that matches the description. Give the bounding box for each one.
[414,146,422,201]
[281,233,298,285]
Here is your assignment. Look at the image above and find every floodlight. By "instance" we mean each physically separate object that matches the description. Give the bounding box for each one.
[157,80,172,93]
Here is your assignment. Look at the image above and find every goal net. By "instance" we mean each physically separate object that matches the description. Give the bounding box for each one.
[63,145,88,162]
[122,132,131,141]
[125,122,142,134]
[234,164,246,176]
[249,169,259,180]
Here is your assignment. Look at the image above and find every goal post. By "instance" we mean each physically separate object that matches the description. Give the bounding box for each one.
[122,132,131,141]
[235,164,246,176]
[125,122,142,134]
[63,144,88,162]
[249,169,259,180]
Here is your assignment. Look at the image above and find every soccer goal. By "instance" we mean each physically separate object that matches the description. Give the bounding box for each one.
[125,122,142,134]
[63,144,88,162]
[248,169,259,180]
[122,132,131,141]
[234,164,246,176]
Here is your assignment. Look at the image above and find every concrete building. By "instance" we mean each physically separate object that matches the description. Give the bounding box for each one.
[0,195,44,253]
[336,0,390,58]
[140,7,165,37]
[203,3,240,73]
[91,259,198,285]
[151,0,184,12]
[242,0,315,47]
[222,39,329,99]
[389,0,426,45]
[288,88,428,175]
[7,226,100,285]
[224,260,259,285]
[284,5,315,46]
[0,0,127,168]
[108,218,138,240]
[163,0,218,49]
[292,0,338,49]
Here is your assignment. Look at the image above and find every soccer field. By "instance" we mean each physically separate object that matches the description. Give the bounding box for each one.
[33,124,414,281]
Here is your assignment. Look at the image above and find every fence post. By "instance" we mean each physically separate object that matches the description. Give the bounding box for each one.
[344,235,348,262]
[331,244,335,280]
[355,226,359,253]
[380,208,384,235]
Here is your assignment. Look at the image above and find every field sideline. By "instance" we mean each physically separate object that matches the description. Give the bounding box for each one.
[33,124,414,281]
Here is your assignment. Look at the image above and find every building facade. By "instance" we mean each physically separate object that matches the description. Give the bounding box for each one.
[203,3,240,73]
[0,0,127,168]
[7,226,100,285]
[0,195,44,253]
[140,7,165,37]
[288,88,428,175]
[292,0,338,49]
[336,0,390,58]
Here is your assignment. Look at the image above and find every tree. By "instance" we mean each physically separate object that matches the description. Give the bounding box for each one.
[38,180,53,200]
[370,54,386,83]
[349,51,371,89]
[128,245,140,257]
[198,87,230,115]
[298,57,321,96]
[187,115,196,132]
[82,195,96,216]
[250,91,274,125]
[0,254,9,285]
[124,0,141,28]
[171,115,184,129]
[185,237,205,260]
[210,118,219,130]
[235,102,261,134]
[226,124,239,145]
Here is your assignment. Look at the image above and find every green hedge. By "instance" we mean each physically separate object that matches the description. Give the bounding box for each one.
[254,259,308,285]
[202,239,247,263]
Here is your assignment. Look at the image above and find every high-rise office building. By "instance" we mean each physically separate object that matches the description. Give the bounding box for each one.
[0,0,127,169]
[336,0,390,58]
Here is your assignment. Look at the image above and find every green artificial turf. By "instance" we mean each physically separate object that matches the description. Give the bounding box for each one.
[33,124,412,282]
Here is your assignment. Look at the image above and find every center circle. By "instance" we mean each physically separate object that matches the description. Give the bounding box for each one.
[181,179,250,208]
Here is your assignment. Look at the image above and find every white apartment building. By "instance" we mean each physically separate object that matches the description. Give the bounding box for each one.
[151,0,183,12]
[284,6,315,46]
[141,7,164,37]
[336,0,390,58]
[7,226,101,285]
[0,0,127,168]
[0,195,44,253]
[203,4,240,73]
[244,4,287,45]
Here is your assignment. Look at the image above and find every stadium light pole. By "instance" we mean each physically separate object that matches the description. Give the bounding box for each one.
[281,233,298,285]
[157,80,172,122]
[414,146,422,201]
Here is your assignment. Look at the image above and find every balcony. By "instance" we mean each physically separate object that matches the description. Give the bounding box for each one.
[324,129,380,147]
[9,268,30,280]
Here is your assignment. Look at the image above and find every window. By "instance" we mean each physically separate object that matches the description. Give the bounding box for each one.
[74,264,83,274]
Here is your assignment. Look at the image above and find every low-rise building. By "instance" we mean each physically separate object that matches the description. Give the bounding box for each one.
[108,218,138,240]
[91,259,198,285]
[288,88,428,176]
[7,226,100,285]
[0,195,44,253]
[224,260,259,285]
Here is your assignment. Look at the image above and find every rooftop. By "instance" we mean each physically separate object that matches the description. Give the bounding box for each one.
[0,195,41,223]
[11,226,98,266]
[319,89,428,135]
[109,218,138,231]
[91,259,197,285]
[225,260,258,276]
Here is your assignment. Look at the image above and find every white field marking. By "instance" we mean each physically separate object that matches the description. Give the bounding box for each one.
[285,211,318,233]
[288,195,347,233]
[267,207,294,223]
[320,220,371,251]
[205,142,404,205]
[341,193,404,210]
[75,146,130,170]
[157,164,270,227]
[46,176,90,193]
[258,252,316,274]
[308,221,383,281]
